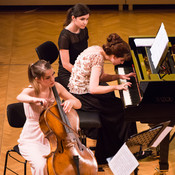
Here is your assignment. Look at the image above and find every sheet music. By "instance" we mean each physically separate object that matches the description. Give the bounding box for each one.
[151,126,172,147]
[108,143,139,175]
[134,38,155,47]
[150,23,169,68]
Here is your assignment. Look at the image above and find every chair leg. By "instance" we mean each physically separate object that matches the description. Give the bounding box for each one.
[134,167,139,175]
[79,129,98,151]
[24,160,27,175]
[3,150,10,175]
[3,149,27,175]
[79,130,87,146]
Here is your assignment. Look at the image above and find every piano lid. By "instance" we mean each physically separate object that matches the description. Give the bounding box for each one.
[128,36,175,82]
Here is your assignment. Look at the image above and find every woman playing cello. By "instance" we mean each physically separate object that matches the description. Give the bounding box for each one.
[17,60,88,175]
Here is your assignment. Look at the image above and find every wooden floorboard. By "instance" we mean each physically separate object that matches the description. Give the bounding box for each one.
[0,6,175,174]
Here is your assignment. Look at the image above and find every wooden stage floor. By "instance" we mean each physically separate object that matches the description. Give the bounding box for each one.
[0,5,175,174]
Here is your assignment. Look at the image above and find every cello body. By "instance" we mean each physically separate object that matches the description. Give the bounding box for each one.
[39,86,98,175]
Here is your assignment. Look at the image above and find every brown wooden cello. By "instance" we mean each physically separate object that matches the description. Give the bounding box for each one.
[39,85,98,175]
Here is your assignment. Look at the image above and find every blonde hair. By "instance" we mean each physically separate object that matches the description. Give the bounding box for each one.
[28,60,51,95]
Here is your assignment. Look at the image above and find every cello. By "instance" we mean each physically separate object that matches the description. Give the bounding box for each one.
[39,85,98,175]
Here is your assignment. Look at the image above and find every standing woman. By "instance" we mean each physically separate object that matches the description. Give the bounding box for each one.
[17,60,81,175]
[57,4,90,89]
[68,33,136,165]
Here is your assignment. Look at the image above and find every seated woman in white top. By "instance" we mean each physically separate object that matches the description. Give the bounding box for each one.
[68,33,137,165]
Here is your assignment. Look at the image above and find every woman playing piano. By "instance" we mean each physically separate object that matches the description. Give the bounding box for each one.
[68,33,137,165]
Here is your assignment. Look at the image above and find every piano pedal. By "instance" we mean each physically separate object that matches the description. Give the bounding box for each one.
[98,167,105,172]
[134,149,153,160]
[98,164,105,172]
[155,145,160,157]
[154,167,168,175]
[149,147,160,159]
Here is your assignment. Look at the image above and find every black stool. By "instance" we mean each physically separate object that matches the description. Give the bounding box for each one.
[77,110,101,146]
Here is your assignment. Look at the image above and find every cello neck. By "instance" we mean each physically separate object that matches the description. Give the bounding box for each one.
[52,86,72,134]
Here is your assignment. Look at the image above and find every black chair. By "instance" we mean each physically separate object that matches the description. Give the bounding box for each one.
[35,41,102,146]
[35,41,59,64]
[4,103,27,175]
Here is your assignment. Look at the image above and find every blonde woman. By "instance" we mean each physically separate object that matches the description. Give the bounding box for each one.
[17,60,81,175]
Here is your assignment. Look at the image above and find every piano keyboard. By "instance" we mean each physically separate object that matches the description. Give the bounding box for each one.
[118,67,141,107]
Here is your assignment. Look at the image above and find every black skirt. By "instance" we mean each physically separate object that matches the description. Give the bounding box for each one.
[73,91,137,164]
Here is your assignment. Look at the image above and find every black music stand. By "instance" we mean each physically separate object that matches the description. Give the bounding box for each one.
[126,121,172,175]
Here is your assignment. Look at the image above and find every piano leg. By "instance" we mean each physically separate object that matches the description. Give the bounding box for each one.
[134,167,139,175]
[159,133,170,171]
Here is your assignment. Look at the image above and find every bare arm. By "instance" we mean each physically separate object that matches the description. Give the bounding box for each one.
[55,83,82,113]
[100,72,121,82]
[89,66,132,94]
[17,88,33,102]
[59,49,73,72]
[100,69,136,82]
[16,87,48,106]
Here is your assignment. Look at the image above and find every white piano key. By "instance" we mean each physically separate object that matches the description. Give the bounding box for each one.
[118,67,132,106]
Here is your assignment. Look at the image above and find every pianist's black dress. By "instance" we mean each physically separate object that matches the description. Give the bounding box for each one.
[73,92,135,164]
[68,46,137,164]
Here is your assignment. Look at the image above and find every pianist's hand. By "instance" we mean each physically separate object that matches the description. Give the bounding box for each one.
[117,82,132,91]
[120,72,136,80]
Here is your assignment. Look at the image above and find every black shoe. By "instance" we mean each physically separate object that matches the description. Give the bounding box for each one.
[134,150,152,160]
[98,167,105,172]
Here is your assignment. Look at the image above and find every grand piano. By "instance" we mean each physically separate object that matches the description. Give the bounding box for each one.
[116,35,175,172]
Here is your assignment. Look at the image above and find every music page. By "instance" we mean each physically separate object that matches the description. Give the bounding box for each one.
[151,126,173,147]
[134,38,155,47]
[108,143,139,175]
[150,23,169,68]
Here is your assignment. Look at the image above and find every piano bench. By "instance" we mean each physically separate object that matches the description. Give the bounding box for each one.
[77,110,101,146]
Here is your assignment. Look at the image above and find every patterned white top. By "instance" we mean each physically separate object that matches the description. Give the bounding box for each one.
[68,46,104,94]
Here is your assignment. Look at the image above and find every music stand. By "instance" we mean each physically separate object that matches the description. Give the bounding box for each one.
[126,121,172,175]
[126,121,171,153]
[107,121,172,175]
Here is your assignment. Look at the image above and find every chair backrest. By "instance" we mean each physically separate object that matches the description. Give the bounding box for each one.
[7,103,26,128]
[35,41,59,64]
